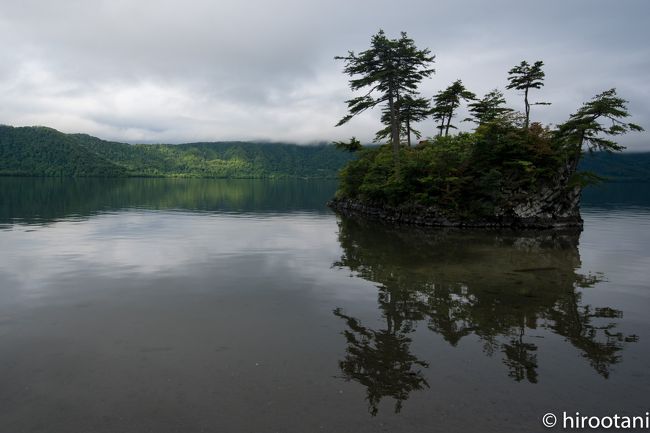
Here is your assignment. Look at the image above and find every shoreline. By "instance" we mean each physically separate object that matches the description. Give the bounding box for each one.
[328,197,584,229]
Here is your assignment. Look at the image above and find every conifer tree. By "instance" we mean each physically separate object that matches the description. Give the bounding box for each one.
[431,80,475,137]
[506,60,549,129]
[376,95,431,146]
[336,30,435,163]
[466,89,513,125]
[557,88,644,173]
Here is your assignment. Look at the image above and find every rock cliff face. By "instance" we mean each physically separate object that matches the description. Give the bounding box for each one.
[328,181,583,229]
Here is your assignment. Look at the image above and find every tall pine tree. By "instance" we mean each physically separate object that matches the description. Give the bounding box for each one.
[506,60,549,129]
[466,89,513,125]
[376,95,431,146]
[336,30,435,163]
[557,88,644,174]
[431,80,475,137]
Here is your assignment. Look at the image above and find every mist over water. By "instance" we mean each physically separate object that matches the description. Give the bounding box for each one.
[0,178,648,433]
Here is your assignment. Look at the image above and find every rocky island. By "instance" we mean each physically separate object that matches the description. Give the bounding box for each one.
[328,31,643,229]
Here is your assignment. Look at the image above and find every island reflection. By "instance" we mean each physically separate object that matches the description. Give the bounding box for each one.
[333,216,638,415]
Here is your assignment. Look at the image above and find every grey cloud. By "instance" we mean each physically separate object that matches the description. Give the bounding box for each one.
[0,0,648,148]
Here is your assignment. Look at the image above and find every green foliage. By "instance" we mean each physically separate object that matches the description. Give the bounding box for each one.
[506,60,549,128]
[337,114,569,217]
[336,30,435,157]
[578,151,650,182]
[0,126,355,178]
[466,89,513,125]
[0,126,127,177]
[568,171,605,188]
[556,88,645,179]
[333,137,362,152]
[557,89,644,155]
[431,80,476,137]
[376,94,431,145]
[333,35,644,216]
[506,60,546,92]
[336,86,644,217]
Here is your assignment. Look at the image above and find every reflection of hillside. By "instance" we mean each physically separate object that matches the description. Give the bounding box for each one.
[333,216,638,415]
[0,177,337,225]
[581,182,650,209]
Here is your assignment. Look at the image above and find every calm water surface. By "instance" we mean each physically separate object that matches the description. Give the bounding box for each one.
[0,178,648,433]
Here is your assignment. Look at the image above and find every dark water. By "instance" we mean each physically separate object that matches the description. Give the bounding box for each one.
[0,178,648,433]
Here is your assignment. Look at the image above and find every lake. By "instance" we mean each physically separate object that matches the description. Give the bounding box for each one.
[0,178,648,433]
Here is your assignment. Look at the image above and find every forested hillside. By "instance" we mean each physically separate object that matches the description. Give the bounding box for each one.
[0,126,127,176]
[579,151,650,182]
[0,125,354,178]
[1,125,648,181]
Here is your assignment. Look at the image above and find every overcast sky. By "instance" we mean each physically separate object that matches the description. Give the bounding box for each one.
[1,0,648,149]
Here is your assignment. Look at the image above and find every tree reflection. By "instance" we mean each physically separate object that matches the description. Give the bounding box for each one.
[334,308,429,416]
[502,325,538,383]
[333,216,638,414]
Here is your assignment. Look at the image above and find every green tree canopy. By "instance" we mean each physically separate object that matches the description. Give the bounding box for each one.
[336,30,435,163]
[432,79,476,137]
[557,88,644,173]
[466,89,513,125]
[333,136,363,153]
[376,94,431,146]
[506,60,549,129]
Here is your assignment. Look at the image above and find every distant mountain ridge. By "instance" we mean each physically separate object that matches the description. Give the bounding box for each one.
[0,125,354,178]
[578,151,650,182]
[0,125,648,181]
[0,126,127,177]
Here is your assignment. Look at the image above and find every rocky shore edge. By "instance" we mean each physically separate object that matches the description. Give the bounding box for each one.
[327,196,584,229]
